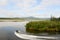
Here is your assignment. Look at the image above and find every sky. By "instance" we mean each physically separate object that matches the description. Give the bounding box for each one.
[0,0,60,18]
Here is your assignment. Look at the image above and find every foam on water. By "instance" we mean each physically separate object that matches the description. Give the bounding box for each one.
[14,32,57,40]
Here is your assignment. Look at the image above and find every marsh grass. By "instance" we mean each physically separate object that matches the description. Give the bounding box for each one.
[26,21,60,34]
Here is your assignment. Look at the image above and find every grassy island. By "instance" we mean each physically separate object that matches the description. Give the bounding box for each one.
[26,17,60,34]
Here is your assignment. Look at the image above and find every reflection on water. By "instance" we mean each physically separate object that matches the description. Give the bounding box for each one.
[0,22,60,40]
[0,22,26,40]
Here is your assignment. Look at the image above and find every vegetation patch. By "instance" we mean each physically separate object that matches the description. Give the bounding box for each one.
[26,17,60,34]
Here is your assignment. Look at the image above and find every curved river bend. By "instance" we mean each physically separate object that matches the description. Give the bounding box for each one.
[0,21,60,40]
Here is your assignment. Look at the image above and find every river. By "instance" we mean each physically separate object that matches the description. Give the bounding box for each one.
[0,21,60,40]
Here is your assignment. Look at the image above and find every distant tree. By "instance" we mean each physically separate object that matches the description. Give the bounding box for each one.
[58,17,60,21]
[51,16,57,21]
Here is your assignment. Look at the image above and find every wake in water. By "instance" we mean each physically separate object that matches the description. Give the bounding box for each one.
[14,31,58,40]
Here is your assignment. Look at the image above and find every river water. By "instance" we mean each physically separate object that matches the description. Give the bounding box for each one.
[0,21,60,40]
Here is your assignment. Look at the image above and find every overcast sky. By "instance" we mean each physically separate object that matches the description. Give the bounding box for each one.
[0,0,60,18]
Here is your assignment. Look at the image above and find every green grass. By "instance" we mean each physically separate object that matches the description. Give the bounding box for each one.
[26,21,60,33]
[0,18,25,22]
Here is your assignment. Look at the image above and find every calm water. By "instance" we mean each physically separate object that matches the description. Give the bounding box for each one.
[0,21,60,40]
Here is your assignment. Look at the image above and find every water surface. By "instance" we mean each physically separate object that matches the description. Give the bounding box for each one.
[0,22,60,40]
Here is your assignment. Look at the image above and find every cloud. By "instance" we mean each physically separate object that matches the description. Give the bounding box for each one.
[0,0,8,6]
[0,0,60,18]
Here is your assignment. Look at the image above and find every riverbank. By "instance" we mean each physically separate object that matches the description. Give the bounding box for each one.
[0,17,41,22]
